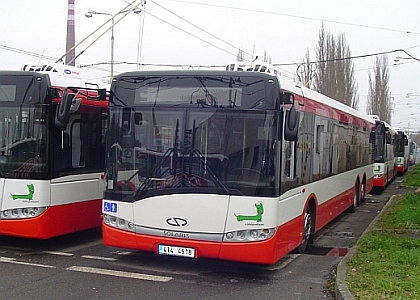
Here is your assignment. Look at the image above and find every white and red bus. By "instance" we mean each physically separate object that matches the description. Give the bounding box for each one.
[102,63,374,264]
[409,140,416,166]
[0,63,108,239]
[369,116,398,188]
[395,130,410,174]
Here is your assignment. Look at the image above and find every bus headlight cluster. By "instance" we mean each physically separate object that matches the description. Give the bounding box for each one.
[103,214,135,232]
[1,207,46,219]
[224,228,275,242]
[374,174,383,179]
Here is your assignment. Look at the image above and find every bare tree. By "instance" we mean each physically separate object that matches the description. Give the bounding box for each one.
[263,50,272,63]
[313,24,359,109]
[297,49,315,87]
[366,55,391,123]
[236,48,245,62]
[336,34,359,109]
[313,23,328,93]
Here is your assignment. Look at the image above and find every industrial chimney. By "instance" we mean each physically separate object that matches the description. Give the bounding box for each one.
[65,0,76,66]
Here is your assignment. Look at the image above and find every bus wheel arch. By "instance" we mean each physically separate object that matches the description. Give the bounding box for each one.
[295,198,316,254]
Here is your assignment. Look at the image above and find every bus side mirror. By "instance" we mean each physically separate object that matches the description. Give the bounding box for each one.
[284,106,299,141]
[55,91,73,130]
[280,92,294,105]
[98,89,107,100]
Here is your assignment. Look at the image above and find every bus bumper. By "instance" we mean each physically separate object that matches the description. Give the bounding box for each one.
[373,174,387,188]
[102,216,302,265]
[0,199,101,239]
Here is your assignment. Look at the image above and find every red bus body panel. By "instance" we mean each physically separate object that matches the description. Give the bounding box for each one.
[0,199,101,239]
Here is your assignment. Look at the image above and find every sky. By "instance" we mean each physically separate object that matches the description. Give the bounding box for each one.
[1,0,419,131]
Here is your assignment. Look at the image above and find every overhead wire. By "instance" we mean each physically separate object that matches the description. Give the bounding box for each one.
[141,9,239,58]
[161,0,420,35]
[273,49,420,67]
[0,44,113,75]
[2,0,419,78]
[148,0,254,59]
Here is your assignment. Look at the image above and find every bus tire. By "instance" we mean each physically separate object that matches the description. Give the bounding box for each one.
[295,203,314,254]
[360,178,366,203]
[348,182,360,213]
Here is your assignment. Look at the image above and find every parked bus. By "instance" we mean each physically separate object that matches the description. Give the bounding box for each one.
[101,63,374,264]
[369,116,398,188]
[0,63,108,239]
[409,140,416,166]
[395,131,409,174]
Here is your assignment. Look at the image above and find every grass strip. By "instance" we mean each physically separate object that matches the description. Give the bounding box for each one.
[346,166,420,299]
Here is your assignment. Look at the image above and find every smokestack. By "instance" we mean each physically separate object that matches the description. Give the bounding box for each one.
[65,0,76,66]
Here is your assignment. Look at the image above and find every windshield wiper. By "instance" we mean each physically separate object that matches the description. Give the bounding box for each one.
[189,148,230,194]
[134,119,180,198]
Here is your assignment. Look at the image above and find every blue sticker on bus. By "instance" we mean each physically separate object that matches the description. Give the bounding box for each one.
[103,201,117,213]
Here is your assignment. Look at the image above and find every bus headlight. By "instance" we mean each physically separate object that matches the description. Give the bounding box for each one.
[224,228,275,242]
[103,214,135,232]
[1,207,46,219]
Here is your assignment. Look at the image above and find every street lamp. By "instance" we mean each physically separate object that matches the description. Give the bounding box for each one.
[394,56,420,63]
[406,93,420,98]
[85,8,141,82]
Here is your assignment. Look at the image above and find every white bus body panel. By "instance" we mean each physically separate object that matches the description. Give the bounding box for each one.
[0,172,104,211]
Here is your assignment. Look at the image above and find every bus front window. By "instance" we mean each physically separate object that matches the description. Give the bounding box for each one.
[0,106,49,179]
[105,108,279,200]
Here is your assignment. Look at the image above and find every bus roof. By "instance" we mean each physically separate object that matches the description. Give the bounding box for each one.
[21,62,109,90]
[226,60,374,127]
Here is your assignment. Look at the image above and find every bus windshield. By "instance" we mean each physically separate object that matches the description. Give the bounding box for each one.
[0,74,35,103]
[374,122,385,162]
[395,135,406,156]
[112,74,271,109]
[105,107,279,200]
[0,105,49,179]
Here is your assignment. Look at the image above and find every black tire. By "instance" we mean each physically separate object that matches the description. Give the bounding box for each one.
[348,182,360,213]
[295,204,314,254]
[360,179,366,203]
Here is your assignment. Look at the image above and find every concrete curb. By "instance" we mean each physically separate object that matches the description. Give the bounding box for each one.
[335,194,398,300]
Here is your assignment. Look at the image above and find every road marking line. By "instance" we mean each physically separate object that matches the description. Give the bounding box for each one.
[59,239,103,253]
[66,266,173,282]
[81,255,117,261]
[0,256,56,268]
[43,251,74,256]
[111,250,133,255]
[1,246,31,251]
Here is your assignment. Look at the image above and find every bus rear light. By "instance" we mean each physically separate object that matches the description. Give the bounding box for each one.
[224,228,274,242]
[1,207,46,219]
[103,214,135,232]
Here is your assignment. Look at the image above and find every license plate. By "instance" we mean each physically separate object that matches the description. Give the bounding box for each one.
[158,245,195,258]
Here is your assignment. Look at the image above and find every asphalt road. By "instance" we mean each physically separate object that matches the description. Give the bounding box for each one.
[0,176,406,300]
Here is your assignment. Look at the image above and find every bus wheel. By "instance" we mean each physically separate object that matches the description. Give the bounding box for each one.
[295,205,314,254]
[348,183,360,213]
[360,179,366,202]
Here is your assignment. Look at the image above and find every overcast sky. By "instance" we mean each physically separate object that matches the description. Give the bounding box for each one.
[1,0,419,130]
